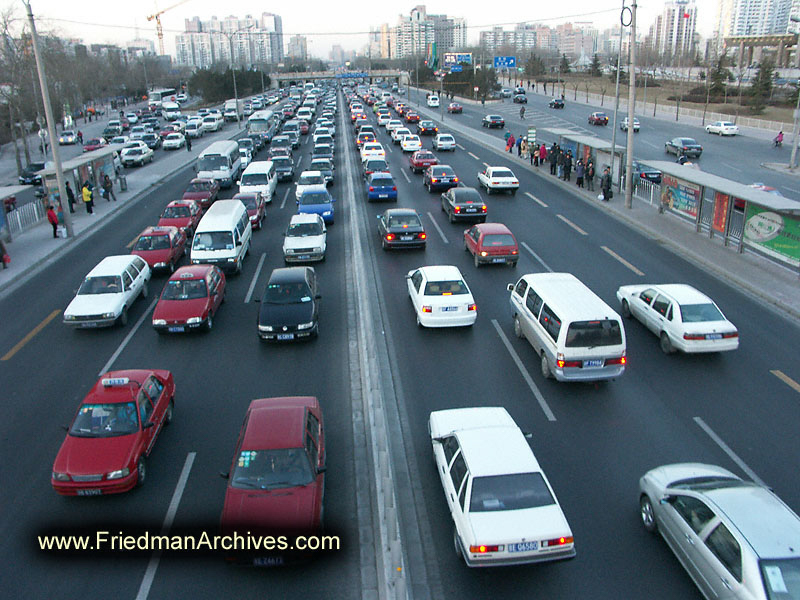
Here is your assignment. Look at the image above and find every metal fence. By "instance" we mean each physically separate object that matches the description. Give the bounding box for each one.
[631,178,660,206]
[5,200,45,235]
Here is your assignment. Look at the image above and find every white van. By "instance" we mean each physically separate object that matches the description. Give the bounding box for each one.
[197,140,241,188]
[507,272,627,382]
[162,102,181,120]
[237,160,277,204]
[427,95,440,108]
[191,199,252,274]
[296,107,313,121]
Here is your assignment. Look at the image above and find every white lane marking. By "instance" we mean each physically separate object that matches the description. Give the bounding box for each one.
[601,245,645,276]
[556,214,588,236]
[521,242,553,272]
[426,211,449,244]
[400,167,411,183]
[641,140,660,149]
[98,296,158,376]
[384,144,393,153]
[720,162,737,171]
[468,151,480,160]
[491,319,556,422]
[482,161,490,168]
[245,253,267,303]
[525,191,548,207]
[456,143,466,150]
[135,452,196,600]
[771,369,800,394]
[280,187,290,210]
[784,186,800,194]
[296,156,303,169]
[693,417,766,487]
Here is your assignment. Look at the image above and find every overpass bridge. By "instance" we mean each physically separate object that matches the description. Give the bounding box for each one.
[270,70,409,88]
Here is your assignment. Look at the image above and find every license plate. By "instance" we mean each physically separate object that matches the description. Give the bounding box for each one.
[277,333,294,340]
[379,194,388,198]
[253,556,284,566]
[400,235,412,241]
[706,333,722,340]
[583,359,604,368]
[492,258,505,263]
[168,326,185,333]
[77,489,102,496]
[442,306,458,312]
[298,255,310,260]
[509,541,538,553]
[81,322,98,328]
[466,208,477,213]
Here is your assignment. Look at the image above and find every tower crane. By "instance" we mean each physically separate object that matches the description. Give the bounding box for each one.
[147,0,192,56]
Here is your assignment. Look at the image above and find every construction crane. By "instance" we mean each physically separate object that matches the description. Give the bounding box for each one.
[147,0,192,56]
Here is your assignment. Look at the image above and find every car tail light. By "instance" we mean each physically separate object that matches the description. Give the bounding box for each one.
[542,536,573,548]
[422,305,432,313]
[385,234,394,241]
[369,186,374,191]
[480,251,488,256]
[511,249,518,255]
[481,205,487,212]
[468,304,477,312]
[392,186,397,191]
[722,332,738,339]
[454,206,462,213]
[605,356,626,365]
[432,178,438,183]
[558,359,581,368]
[683,333,705,340]
[682,147,688,151]
[453,177,459,183]
[417,233,426,239]
[469,545,500,553]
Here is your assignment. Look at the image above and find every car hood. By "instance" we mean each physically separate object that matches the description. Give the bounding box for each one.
[53,433,137,475]
[65,293,123,317]
[131,249,172,266]
[158,217,192,229]
[183,191,211,201]
[153,298,210,322]
[298,203,333,216]
[259,300,314,326]
[284,235,326,250]
[468,505,572,545]
[221,483,319,531]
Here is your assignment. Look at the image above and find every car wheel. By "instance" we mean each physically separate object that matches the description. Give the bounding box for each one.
[463,239,469,252]
[474,253,480,268]
[541,353,553,379]
[640,495,658,533]
[168,261,175,274]
[136,457,146,487]
[205,314,213,331]
[164,399,174,425]
[382,238,388,250]
[449,210,455,223]
[453,526,464,560]
[621,300,631,318]
[513,315,523,338]
[660,332,675,354]
[119,307,128,327]
[312,321,319,339]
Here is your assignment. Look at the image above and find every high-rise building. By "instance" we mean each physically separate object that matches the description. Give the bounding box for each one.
[385,6,466,59]
[288,35,308,60]
[479,23,559,55]
[729,0,791,35]
[647,0,697,58]
[330,44,346,65]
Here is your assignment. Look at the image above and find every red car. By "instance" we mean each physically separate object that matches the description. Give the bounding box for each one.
[120,117,130,130]
[409,150,439,174]
[158,125,179,139]
[463,222,519,268]
[447,103,463,114]
[82,137,107,152]
[131,226,186,273]
[158,199,202,236]
[182,178,220,210]
[282,107,295,119]
[395,104,407,116]
[297,119,310,135]
[588,112,609,126]
[51,370,175,495]
[404,112,420,123]
[221,396,325,564]
[152,265,226,333]
[234,192,266,230]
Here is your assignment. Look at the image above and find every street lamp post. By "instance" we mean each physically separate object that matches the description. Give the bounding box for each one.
[609,17,626,187]
[623,0,638,209]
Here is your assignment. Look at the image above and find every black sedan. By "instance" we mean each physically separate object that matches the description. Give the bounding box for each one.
[272,155,295,182]
[548,98,564,109]
[417,120,438,136]
[665,137,703,158]
[440,187,487,223]
[364,158,389,179]
[512,94,527,104]
[377,208,426,250]
[257,267,320,341]
[627,160,662,184]
[423,165,459,193]
[18,162,46,186]
[481,115,504,129]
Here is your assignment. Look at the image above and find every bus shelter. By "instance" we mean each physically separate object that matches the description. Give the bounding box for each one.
[541,128,627,185]
[641,161,800,272]
[37,145,124,205]
[0,185,33,241]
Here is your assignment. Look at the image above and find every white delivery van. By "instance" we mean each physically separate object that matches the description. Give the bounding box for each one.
[427,95,440,108]
[191,199,252,274]
[237,160,277,204]
[507,272,627,382]
[196,140,241,188]
[162,102,181,120]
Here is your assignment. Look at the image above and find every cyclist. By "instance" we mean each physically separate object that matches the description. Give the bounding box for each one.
[519,106,526,119]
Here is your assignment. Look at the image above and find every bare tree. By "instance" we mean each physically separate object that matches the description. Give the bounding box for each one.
[584,81,590,102]
[600,83,607,106]
[572,82,578,100]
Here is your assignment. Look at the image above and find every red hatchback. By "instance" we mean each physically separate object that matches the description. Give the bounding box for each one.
[152,265,225,333]
[404,112,420,123]
[447,102,463,113]
[463,222,519,268]
[51,370,175,495]
[221,396,325,564]
[131,226,186,273]
[297,119,310,135]
[234,192,266,230]
[158,199,202,236]
[409,150,439,174]
[182,178,220,210]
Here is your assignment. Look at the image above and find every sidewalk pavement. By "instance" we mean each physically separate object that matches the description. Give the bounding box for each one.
[406,89,800,325]
[0,123,244,301]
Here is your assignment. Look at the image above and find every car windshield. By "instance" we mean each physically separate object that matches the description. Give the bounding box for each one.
[273,157,292,167]
[197,155,227,171]
[299,192,330,206]
[470,472,555,512]
[263,281,312,304]
[78,275,123,295]
[69,402,139,437]
[288,222,323,236]
[760,558,800,599]
[433,168,454,177]
[163,206,190,219]
[439,136,454,142]
[311,161,331,170]
[127,149,144,155]
[565,320,623,347]
[416,152,434,160]
[492,169,514,178]
[299,174,324,185]
[453,189,481,203]
[366,161,387,171]
[387,215,421,228]
[231,448,314,490]
[161,278,208,300]
[135,235,171,251]
[371,176,393,186]
[423,279,468,296]
[239,196,259,210]
[167,134,181,140]
[241,173,269,186]
[680,303,725,322]
[86,139,102,145]
[187,181,212,192]
[193,231,233,251]
[483,234,515,247]
[681,138,698,145]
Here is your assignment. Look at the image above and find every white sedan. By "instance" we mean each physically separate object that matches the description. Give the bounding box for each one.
[360,143,386,162]
[162,132,186,150]
[377,113,391,127]
[400,135,422,152]
[386,119,403,133]
[705,121,739,136]
[429,406,576,567]
[477,166,519,195]
[432,133,456,151]
[616,283,738,353]
[391,127,412,144]
[406,265,477,328]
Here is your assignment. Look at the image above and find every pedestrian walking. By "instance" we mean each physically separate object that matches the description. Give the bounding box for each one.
[47,204,59,238]
[564,151,573,181]
[82,181,94,214]
[65,180,76,213]
[520,138,528,160]
[102,174,117,202]
[586,160,596,191]
[516,134,523,156]
[77,130,83,145]
[539,143,547,167]
[600,167,612,201]
[557,151,565,179]
[185,135,192,152]
[0,237,9,269]
[576,159,585,188]
[533,146,539,166]
[506,134,516,153]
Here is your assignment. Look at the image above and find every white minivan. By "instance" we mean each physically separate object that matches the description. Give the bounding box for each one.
[507,272,627,382]
[427,95,440,108]
[237,160,277,204]
[162,101,181,120]
[197,140,241,188]
[191,200,252,274]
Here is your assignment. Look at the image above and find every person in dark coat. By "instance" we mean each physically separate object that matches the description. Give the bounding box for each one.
[586,160,596,191]
[185,134,192,152]
[516,134,523,156]
[563,151,573,181]
[600,167,612,201]
[102,174,116,202]
[556,151,565,179]
[549,144,558,175]
[575,159,585,188]
[65,180,76,213]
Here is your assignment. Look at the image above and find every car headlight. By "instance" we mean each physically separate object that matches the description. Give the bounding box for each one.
[64,314,76,321]
[258,324,273,332]
[186,317,202,324]
[297,321,314,330]
[192,259,200,264]
[154,262,167,268]
[227,258,236,262]
[153,319,166,326]
[102,312,116,319]
[107,468,130,480]
[323,211,331,216]
[312,247,322,253]
[52,472,70,481]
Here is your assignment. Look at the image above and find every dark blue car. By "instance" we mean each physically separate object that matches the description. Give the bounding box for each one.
[366,172,397,202]
[297,187,336,224]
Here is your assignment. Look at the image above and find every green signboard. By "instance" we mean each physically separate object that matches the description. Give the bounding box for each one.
[743,205,800,265]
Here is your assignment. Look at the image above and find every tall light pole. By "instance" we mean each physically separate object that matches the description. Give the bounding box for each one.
[24,0,73,237]
[609,11,627,186]
[789,16,800,169]
[224,24,254,127]
[623,0,637,209]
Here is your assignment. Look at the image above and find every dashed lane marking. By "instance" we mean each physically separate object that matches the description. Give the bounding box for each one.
[601,245,645,276]
[771,370,800,394]
[556,214,588,235]
[245,253,267,303]
[426,211,449,244]
[468,151,480,160]
[524,191,548,207]
[694,417,766,487]
[2,309,61,361]
[521,242,553,272]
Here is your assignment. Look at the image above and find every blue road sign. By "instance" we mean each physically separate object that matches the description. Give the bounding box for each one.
[493,56,517,69]
[450,65,463,73]
[335,72,368,79]
[444,53,473,67]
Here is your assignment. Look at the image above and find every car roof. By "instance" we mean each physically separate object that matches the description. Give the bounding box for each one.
[86,369,155,404]
[242,397,319,449]
[170,265,215,280]
[290,213,323,225]
[519,273,620,321]
[418,265,463,281]
[384,208,418,217]
[648,284,711,304]
[139,226,177,236]
[299,170,323,177]
[268,266,312,284]
[474,222,513,235]
[87,255,140,277]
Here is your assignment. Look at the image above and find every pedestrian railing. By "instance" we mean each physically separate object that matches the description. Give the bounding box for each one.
[631,178,659,206]
[5,201,45,235]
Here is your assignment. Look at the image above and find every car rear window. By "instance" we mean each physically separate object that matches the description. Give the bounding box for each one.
[679,303,724,323]
[424,279,468,296]
[470,473,555,512]
[565,320,623,347]
[492,169,514,178]
[483,234,515,247]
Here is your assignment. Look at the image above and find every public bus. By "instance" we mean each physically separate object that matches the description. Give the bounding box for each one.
[246,110,279,144]
[148,87,178,108]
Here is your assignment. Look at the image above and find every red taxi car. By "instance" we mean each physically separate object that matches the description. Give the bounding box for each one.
[131,226,186,273]
[158,199,202,236]
[404,112,420,123]
[82,137,107,152]
[297,119,310,135]
[234,192,266,230]
[51,370,175,495]
[463,222,519,268]
[152,265,226,333]
[409,150,439,174]
[447,102,463,114]
[182,178,220,210]
[221,396,325,564]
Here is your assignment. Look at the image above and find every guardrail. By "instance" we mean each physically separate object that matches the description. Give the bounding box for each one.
[5,200,45,235]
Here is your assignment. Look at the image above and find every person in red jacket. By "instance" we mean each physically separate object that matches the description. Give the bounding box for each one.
[46,204,59,238]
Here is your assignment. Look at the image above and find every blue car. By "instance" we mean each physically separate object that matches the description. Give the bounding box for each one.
[366,172,397,202]
[297,186,336,224]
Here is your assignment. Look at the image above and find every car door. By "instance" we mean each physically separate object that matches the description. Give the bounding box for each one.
[648,293,672,336]
[121,269,136,308]
[478,168,488,186]
[304,410,324,520]
[136,388,157,455]
[207,270,222,313]
[631,288,656,325]
[407,270,424,314]
[447,451,470,543]
[144,376,167,441]
[465,226,479,256]
[694,522,743,599]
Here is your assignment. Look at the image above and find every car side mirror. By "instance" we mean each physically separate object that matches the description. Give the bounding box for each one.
[506,283,515,292]
[62,424,69,432]
[143,421,154,430]
[660,496,672,505]
[315,294,322,299]
[236,181,241,186]
[317,465,327,474]
[219,471,229,480]
[236,240,243,247]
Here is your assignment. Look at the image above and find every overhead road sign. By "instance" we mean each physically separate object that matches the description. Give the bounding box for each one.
[493,56,517,69]
[444,53,473,67]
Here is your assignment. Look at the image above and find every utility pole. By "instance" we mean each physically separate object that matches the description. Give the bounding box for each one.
[624,0,637,209]
[789,89,800,169]
[24,1,73,237]
[609,14,625,185]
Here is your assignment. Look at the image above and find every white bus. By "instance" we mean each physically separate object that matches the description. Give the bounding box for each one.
[246,110,279,144]
[148,87,177,108]
[197,140,242,189]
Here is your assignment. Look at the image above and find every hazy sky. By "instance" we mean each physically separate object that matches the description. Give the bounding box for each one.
[18,0,716,58]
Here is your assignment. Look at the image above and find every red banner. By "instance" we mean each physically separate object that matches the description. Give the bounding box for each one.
[712,192,729,233]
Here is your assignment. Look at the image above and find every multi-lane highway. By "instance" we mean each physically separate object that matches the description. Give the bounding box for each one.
[1,85,798,599]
